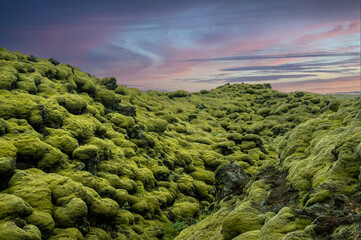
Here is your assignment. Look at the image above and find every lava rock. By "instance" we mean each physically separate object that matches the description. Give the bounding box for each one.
[214,161,250,201]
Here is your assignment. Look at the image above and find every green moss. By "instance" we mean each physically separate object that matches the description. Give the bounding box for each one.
[1,47,360,240]
[26,211,55,236]
[305,189,332,206]
[54,94,88,115]
[0,138,17,159]
[94,87,119,108]
[42,99,69,128]
[100,77,117,90]
[145,118,168,133]
[115,189,137,206]
[151,166,170,181]
[53,198,88,227]
[190,170,215,185]
[222,201,263,240]
[201,151,224,169]
[213,141,235,155]
[168,90,189,99]
[0,91,37,119]
[240,141,257,150]
[0,118,7,135]
[0,221,41,240]
[6,170,53,214]
[259,207,297,240]
[114,85,129,95]
[176,174,195,196]
[233,230,260,240]
[193,180,214,201]
[85,227,111,240]
[72,145,99,161]
[71,75,96,95]
[63,115,100,140]
[48,228,84,240]
[87,196,119,219]
[45,129,79,156]
[13,134,47,168]
[167,201,200,220]
[246,180,270,202]
[130,200,149,214]
[38,146,67,171]
[114,210,135,225]
[16,74,37,94]
[226,133,243,143]
[0,193,33,219]
[0,71,17,90]
[47,175,85,206]
[294,218,312,230]
[109,113,135,130]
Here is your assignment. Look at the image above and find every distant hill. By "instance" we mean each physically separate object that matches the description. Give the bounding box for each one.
[0,47,360,240]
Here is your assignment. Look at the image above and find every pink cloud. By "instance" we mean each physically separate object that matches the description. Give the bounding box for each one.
[295,20,360,46]
[273,75,360,94]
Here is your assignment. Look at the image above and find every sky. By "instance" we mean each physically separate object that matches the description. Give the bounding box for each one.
[0,0,360,94]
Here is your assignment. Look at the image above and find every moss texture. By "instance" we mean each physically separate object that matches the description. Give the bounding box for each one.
[0,47,360,239]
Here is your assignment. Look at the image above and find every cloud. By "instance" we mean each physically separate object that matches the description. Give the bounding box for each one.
[295,20,361,45]
[0,0,359,94]
[272,75,361,93]
[82,44,153,76]
[174,74,317,84]
[221,58,360,73]
[185,51,360,62]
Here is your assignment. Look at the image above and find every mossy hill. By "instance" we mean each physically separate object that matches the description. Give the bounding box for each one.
[0,47,360,240]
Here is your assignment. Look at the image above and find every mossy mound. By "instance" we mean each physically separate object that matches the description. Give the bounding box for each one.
[0,47,360,239]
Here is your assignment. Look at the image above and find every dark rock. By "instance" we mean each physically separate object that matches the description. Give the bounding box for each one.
[214,161,250,201]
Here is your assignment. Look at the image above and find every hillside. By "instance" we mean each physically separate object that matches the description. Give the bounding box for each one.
[0,47,360,240]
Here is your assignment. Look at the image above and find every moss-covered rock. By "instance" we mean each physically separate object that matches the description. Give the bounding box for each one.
[6,170,53,214]
[45,129,79,156]
[54,94,88,115]
[233,230,260,240]
[26,211,55,236]
[94,87,120,108]
[100,77,117,90]
[0,220,41,240]
[190,170,215,185]
[222,201,263,240]
[259,207,297,240]
[109,113,135,130]
[168,90,189,99]
[53,198,88,227]
[0,71,17,90]
[145,118,168,133]
[48,227,84,240]
[0,193,33,219]
[72,145,99,174]
[1,48,360,240]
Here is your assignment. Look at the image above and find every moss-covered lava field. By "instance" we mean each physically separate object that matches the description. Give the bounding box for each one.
[0,47,361,239]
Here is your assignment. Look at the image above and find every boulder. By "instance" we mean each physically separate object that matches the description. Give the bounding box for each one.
[214,162,251,201]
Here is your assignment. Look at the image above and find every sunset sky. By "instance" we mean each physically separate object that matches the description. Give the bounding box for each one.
[1,0,360,93]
